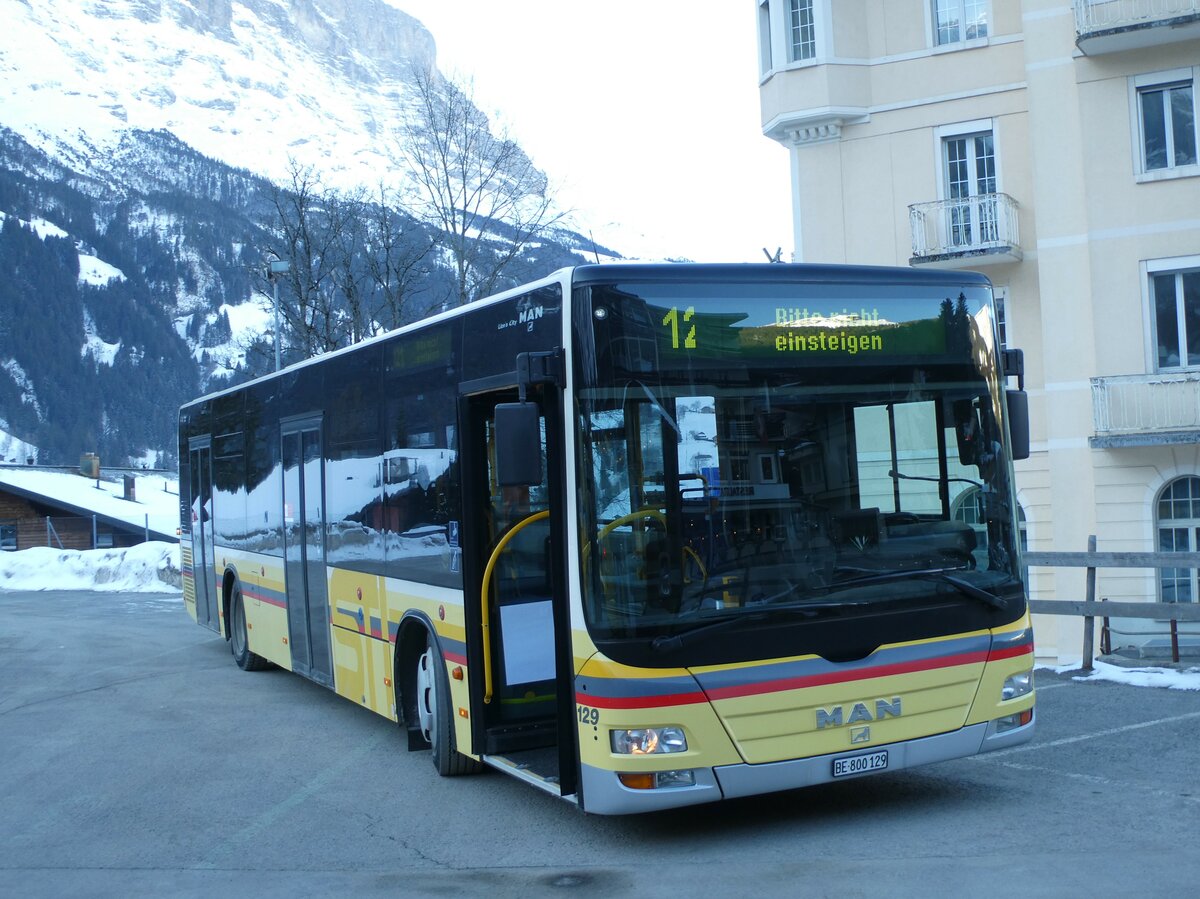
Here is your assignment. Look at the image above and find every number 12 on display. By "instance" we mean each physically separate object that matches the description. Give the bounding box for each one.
[662,306,697,350]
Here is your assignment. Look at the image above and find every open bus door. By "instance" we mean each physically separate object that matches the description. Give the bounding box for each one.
[460,353,578,800]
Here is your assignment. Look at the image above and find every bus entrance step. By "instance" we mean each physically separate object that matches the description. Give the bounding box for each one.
[484,719,557,754]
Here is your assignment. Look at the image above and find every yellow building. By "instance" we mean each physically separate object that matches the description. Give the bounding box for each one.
[755,0,1200,659]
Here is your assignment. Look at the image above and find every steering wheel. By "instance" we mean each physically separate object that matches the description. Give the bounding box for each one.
[583,508,669,601]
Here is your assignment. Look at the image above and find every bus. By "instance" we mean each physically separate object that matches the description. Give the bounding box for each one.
[179,263,1035,814]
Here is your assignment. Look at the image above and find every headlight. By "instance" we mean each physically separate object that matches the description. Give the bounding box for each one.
[610,726,688,755]
[1002,670,1033,701]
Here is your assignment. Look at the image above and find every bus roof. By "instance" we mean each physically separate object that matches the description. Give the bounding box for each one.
[568,262,993,289]
[180,262,992,411]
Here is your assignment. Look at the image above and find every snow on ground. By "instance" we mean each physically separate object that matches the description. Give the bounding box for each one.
[77,253,126,285]
[1042,659,1200,691]
[0,541,181,593]
[0,425,38,464]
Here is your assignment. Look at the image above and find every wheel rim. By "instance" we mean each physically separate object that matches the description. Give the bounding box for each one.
[416,647,436,743]
[232,592,246,657]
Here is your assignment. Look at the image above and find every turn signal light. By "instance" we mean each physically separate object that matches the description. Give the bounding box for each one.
[617,770,698,790]
[617,772,655,790]
[995,708,1034,733]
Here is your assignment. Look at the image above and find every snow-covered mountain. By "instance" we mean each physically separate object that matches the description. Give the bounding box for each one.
[0,0,608,467]
[5,0,437,190]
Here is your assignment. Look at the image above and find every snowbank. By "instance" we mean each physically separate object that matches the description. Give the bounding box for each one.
[0,541,181,593]
[1043,659,1200,692]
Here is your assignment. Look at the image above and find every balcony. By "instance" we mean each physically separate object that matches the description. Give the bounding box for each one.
[908,193,1022,269]
[1075,0,1200,55]
[1091,372,1200,447]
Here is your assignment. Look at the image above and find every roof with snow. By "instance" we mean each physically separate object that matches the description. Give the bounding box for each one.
[0,466,180,543]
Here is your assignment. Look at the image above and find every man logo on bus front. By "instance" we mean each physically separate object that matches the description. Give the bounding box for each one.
[816,698,902,730]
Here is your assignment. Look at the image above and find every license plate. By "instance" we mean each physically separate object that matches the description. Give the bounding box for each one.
[832,750,889,778]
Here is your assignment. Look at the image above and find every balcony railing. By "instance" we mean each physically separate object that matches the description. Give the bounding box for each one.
[1091,372,1200,445]
[1075,0,1200,54]
[908,193,1022,268]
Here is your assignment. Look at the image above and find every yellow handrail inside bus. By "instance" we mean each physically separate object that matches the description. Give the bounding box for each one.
[682,545,707,583]
[481,509,551,705]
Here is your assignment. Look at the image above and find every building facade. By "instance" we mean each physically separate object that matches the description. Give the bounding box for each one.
[756,0,1200,659]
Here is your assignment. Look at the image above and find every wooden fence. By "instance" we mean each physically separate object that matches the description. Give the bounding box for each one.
[1025,535,1200,669]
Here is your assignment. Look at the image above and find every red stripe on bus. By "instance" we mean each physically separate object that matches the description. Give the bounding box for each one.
[704,650,992,702]
[243,590,286,609]
[444,651,468,666]
[575,649,995,710]
[986,644,1034,662]
[576,690,709,710]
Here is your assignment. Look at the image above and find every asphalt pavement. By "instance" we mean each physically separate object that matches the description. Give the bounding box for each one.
[1,589,1197,898]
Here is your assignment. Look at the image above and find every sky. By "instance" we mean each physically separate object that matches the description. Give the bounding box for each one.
[390,1,794,263]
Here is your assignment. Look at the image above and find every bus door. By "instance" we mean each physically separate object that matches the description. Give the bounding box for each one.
[281,417,333,687]
[461,368,576,795]
[188,439,218,633]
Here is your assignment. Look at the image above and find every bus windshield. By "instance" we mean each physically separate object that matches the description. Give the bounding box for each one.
[575,277,1024,645]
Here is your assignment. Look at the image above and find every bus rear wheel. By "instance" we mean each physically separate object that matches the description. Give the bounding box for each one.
[415,635,481,776]
[230,583,268,671]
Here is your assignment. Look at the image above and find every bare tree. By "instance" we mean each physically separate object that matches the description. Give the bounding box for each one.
[260,164,438,366]
[356,183,437,336]
[399,67,568,306]
[265,160,356,358]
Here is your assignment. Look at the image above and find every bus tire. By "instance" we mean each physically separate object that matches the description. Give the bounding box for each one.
[415,634,481,776]
[230,582,268,672]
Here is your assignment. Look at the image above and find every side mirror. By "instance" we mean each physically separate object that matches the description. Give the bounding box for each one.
[494,403,542,486]
[1006,389,1030,461]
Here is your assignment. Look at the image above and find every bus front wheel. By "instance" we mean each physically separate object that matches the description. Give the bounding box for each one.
[230,583,268,671]
[415,635,480,776]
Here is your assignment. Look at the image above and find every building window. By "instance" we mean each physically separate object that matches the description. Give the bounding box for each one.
[994,288,1009,350]
[1151,267,1200,370]
[1139,80,1197,172]
[934,0,987,46]
[943,130,997,247]
[0,520,16,551]
[1158,476,1200,603]
[758,0,774,74]
[789,0,816,62]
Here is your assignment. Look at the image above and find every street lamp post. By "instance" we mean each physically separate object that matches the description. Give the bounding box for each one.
[267,259,290,371]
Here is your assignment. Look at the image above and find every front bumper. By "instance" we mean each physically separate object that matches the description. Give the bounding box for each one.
[579,712,1035,814]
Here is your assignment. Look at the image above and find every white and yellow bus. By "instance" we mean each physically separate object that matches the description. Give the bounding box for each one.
[179,263,1035,814]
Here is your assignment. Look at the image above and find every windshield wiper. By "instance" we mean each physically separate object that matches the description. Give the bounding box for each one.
[650,601,868,653]
[832,567,1006,610]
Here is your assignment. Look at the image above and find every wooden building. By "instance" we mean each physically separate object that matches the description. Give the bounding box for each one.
[0,468,178,551]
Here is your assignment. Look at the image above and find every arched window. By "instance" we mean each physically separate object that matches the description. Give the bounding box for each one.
[1156,476,1200,603]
